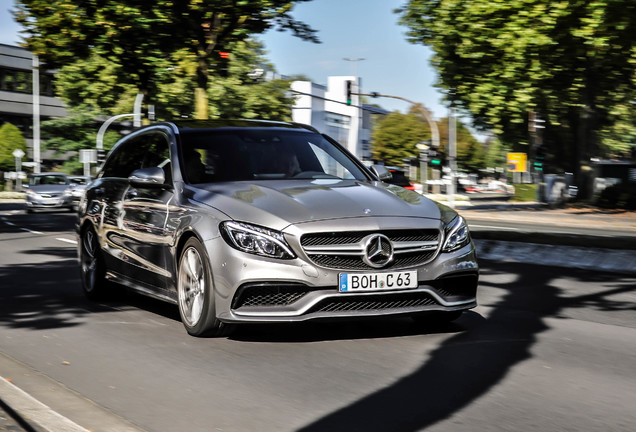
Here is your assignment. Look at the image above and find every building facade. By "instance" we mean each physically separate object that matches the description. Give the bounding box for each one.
[0,44,67,168]
[291,76,386,162]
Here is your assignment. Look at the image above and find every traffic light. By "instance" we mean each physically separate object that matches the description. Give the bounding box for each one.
[345,80,353,105]
[218,51,230,77]
[534,146,545,172]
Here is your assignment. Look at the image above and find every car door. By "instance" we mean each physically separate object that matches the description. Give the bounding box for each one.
[119,131,176,295]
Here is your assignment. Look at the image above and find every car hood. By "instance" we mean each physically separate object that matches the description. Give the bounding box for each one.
[29,184,70,194]
[188,179,447,230]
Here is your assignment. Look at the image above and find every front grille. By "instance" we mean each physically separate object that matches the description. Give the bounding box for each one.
[310,292,438,313]
[233,284,310,309]
[309,251,437,270]
[301,230,438,246]
[301,229,440,271]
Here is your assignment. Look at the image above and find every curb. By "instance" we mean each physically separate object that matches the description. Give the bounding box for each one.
[0,377,88,432]
[471,230,636,250]
[473,239,636,275]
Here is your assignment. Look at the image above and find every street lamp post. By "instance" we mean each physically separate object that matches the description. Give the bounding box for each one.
[343,57,365,77]
[32,55,41,173]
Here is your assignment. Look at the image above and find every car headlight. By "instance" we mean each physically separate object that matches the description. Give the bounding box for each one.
[442,216,470,252]
[64,188,73,196]
[221,221,295,259]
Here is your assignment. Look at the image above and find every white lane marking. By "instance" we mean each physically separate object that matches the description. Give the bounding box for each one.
[20,227,44,235]
[56,238,77,245]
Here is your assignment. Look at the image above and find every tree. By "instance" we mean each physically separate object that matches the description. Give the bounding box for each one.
[0,123,27,171]
[39,111,121,174]
[15,0,319,119]
[51,38,294,120]
[397,0,636,179]
[372,111,431,166]
[436,118,486,173]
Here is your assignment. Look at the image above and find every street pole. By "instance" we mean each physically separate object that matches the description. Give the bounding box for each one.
[13,149,25,192]
[32,55,41,173]
[448,107,457,207]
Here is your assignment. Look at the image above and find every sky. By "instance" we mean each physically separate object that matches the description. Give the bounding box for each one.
[0,0,448,119]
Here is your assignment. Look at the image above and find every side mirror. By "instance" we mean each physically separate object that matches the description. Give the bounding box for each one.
[129,167,166,188]
[370,165,392,181]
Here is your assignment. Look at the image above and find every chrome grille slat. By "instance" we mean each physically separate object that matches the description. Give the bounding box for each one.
[301,229,441,271]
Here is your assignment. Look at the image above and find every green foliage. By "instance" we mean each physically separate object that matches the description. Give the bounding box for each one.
[50,38,294,121]
[15,0,319,116]
[512,184,539,202]
[0,123,27,171]
[372,112,430,166]
[397,0,636,174]
[436,117,486,172]
[40,111,121,174]
[483,136,510,169]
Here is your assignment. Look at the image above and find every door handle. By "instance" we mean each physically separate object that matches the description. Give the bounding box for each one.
[126,189,138,199]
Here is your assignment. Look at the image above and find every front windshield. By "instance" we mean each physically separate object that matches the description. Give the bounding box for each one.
[29,175,69,186]
[179,129,370,184]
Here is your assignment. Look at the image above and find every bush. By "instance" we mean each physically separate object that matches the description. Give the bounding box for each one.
[596,183,636,210]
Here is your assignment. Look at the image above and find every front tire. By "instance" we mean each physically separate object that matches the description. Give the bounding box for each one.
[80,226,109,300]
[177,238,231,337]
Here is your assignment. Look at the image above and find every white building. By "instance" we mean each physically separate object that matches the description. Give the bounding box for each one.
[291,76,387,162]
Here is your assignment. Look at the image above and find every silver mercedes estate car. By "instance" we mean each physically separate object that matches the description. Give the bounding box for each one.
[77,120,478,336]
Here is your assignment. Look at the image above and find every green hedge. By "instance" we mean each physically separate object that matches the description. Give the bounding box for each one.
[512,183,538,202]
[0,191,26,199]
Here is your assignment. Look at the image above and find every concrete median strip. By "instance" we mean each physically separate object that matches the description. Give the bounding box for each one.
[0,376,89,432]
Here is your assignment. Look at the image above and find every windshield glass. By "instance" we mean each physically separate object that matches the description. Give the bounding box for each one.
[179,129,370,184]
[29,175,69,186]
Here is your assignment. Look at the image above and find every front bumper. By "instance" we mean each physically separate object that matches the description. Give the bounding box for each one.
[207,228,479,324]
[26,195,74,209]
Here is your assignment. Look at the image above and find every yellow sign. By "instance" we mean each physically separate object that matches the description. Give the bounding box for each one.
[506,152,527,172]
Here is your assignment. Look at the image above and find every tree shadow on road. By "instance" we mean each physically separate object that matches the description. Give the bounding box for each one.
[297,261,636,432]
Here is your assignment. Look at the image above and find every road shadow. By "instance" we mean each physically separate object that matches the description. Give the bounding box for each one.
[229,315,474,343]
[0,202,77,234]
[297,261,636,432]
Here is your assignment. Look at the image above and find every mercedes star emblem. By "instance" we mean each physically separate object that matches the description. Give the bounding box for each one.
[362,234,394,268]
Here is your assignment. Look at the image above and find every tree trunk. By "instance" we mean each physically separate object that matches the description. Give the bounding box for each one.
[195,55,209,120]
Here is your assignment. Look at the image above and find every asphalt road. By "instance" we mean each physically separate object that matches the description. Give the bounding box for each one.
[1,203,635,432]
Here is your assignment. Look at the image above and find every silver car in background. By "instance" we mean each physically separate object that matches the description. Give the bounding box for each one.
[77,120,478,337]
[25,172,75,213]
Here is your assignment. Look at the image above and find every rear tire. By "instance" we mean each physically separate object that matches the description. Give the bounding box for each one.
[79,226,110,300]
[177,237,232,337]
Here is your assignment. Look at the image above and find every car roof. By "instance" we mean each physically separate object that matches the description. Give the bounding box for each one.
[30,172,68,177]
[162,119,320,134]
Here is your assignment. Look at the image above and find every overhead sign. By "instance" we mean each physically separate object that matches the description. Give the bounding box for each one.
[506,152,527,172]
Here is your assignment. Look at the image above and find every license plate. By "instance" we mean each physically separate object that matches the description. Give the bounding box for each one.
[339,270,417,292]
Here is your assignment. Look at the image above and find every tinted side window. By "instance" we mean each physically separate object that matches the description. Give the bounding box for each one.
[101,132,171,183]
